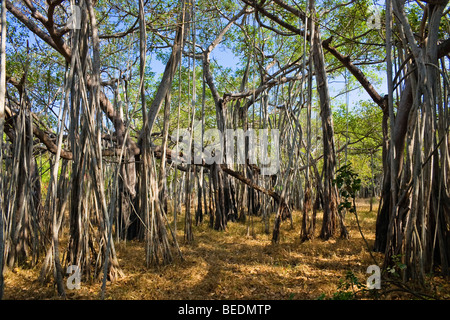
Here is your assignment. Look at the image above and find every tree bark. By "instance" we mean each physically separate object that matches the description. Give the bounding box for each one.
[0,0,7,298]
[308,0,343,240]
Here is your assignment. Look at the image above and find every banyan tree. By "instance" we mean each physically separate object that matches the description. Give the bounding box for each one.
[0,0,449,299]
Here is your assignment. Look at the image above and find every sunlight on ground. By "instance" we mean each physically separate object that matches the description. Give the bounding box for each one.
[2,198,449,300]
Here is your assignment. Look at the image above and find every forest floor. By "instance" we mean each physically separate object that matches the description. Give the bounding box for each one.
[3,199,450,300]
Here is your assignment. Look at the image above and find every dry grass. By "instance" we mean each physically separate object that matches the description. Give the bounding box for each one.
[2,198,449,300]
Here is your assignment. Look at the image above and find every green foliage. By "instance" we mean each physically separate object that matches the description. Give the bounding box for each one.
[386,254,407,278]
[333,101,383,191]
[319,270,369,300]
[316,293,326,300]
[334,164,361,215]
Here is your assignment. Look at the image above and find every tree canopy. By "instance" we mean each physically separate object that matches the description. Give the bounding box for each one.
[0,0,449,299]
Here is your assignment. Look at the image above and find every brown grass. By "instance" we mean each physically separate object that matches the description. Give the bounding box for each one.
[2,198,449,300]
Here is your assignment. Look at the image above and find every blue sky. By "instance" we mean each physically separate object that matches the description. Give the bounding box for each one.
[147,41,387,112]
[6,0,388,116]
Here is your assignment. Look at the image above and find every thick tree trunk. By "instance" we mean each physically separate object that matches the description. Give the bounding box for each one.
[308,0,344,240]
[0,0,6,299]
[375,0,450,282]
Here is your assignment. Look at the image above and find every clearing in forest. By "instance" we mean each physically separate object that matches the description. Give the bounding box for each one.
[3,199,449,300]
